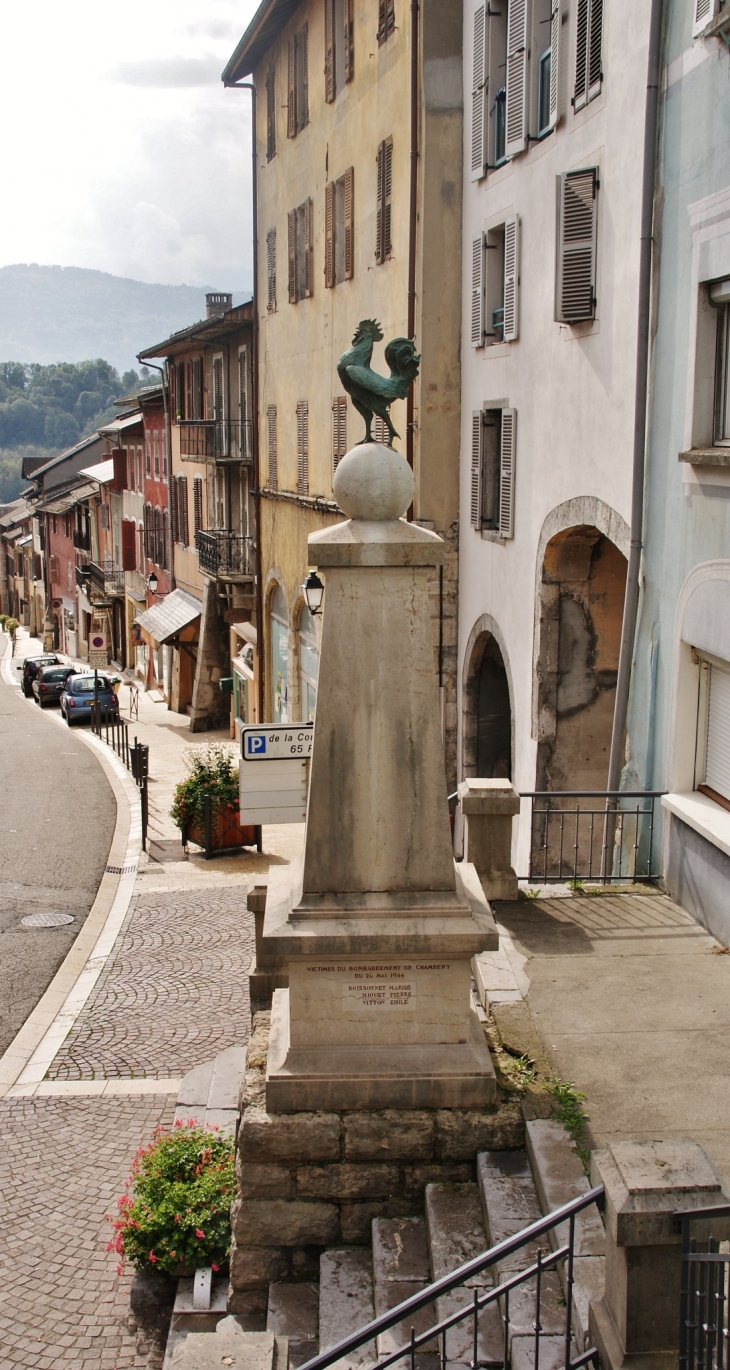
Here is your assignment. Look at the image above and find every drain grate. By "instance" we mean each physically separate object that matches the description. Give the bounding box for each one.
[21,911,75,928]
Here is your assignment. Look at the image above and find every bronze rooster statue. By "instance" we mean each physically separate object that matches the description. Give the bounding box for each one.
[337,319,420,448]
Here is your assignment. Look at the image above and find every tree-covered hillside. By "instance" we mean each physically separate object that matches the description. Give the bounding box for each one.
[0,359,149,503]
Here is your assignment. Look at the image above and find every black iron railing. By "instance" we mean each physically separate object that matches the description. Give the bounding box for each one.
[90,702,149,852]
[179,419,252,462]
[196,530,253,578]
[73,528,91,551]
[677,1203,730,1370]
[520,791,665,885]
[88,560,126,597]
[300,1187,606,1370]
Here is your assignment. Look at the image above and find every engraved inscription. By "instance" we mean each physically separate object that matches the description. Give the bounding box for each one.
[302,960,452,1013]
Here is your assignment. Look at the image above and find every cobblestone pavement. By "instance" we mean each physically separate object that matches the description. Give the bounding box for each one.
[0,1094,176,1370]
[48,885,254,1080]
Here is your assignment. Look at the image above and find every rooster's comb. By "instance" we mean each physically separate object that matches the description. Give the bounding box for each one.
[352,319,384,344]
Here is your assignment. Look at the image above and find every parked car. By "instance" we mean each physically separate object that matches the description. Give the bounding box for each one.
[21,654,60,697]
[32,664,77,707]
[60,673,119,726]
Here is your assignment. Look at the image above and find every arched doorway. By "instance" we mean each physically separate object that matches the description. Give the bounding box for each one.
[269,584,289,723]
[462,618,513,780]
[298,604,318,722]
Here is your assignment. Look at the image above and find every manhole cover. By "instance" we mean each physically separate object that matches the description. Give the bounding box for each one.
[21,912,75,928]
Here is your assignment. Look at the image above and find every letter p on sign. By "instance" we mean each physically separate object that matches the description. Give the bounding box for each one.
[246,734,266,756]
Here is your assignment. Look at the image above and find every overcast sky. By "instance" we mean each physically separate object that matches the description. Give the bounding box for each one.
[0,2,259,289]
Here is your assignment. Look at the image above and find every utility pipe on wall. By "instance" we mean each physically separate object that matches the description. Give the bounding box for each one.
[606,0,665,793]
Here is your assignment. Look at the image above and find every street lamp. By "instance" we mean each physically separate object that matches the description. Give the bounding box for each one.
[302,571,324,616]
[147,572,168,597]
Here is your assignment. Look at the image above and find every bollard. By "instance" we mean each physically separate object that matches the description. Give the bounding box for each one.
[457,778,520,900]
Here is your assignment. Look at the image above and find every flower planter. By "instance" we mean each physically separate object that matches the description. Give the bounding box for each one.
[186,807,256,852]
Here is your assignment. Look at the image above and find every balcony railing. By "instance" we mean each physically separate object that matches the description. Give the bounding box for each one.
[196,530,253,579]
[179,419,252,463]
[73,528,91,551]
[88,560,126,597]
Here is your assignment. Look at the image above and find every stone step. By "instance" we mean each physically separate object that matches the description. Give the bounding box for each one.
[175,1046,248,1135]
[167,1322,286,1370]
[424,1184,503,1367]
[372,1218,437,1368]
[319,1248,376,1370]
[476,1151,565,1350]
[524,1118,606,1351]
[267,1283,319,1370]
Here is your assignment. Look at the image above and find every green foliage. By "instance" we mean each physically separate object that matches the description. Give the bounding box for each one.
[566,878,586,893]
[107,1122,235,1275]
[171,743,241,837]
[3,617,19,640]
[547,1076,591,1172]
[519,886,541,900]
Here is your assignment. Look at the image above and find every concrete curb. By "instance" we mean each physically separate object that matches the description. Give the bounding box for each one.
[0,637,144,1097]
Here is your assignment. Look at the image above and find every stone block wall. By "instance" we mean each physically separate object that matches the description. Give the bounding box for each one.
[228,1012,523,1314]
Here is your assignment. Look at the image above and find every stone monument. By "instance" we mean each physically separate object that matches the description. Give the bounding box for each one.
[261,437,497,1112]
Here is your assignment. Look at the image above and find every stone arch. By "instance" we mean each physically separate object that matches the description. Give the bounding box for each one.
[265,574,290,723]
[462,614,514,780]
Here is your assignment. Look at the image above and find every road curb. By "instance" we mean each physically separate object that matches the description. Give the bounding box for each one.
[0,637,143,1097]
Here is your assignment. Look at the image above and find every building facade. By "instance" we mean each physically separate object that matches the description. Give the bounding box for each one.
[458,0,656,872]
[223,0,464,783]
[626,0,730,939]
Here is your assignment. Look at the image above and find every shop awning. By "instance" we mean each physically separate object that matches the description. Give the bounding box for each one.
[134,588,202,645]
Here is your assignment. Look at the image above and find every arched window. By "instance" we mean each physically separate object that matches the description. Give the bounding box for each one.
[477,638,512,779]
[270,584,289,723]
[299,604,318,721]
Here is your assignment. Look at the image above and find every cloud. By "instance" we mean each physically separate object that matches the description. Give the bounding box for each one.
[112,56,223,88]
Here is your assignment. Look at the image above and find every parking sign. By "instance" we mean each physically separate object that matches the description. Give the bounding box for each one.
[241,724,314,761]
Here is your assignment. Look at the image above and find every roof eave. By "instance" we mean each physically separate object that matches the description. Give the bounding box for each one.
[222,0,300,84]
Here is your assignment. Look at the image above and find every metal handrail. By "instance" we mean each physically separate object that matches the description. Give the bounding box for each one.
[298,1185,605,1370]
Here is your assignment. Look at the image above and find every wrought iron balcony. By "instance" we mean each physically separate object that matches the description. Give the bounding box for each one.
[179,419,252,463]
[196,530,253,580]
[73,528,91,551]
[88,560,126,597]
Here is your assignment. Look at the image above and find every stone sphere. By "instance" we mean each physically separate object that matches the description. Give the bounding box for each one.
[333,441,414,521]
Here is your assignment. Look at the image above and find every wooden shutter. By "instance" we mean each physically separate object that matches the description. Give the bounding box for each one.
[548,1,560,129]
[153,507,163,565]
[378,0,396,44]
[288,209,297,302]
[470,412,483,529]
[193,476,204,536]
[325,0,335,102]
[694,0,718,35]
[344,0,354,82]
[112,448,127,491]
[298,26,309,127]
[471,234,485,347]
[100,501,109,532]
[471,4,487,181]
[266,67,276,158]
[574,0,588,109]
[502,216,520,342]
[705,666,730,801]
[143,503,151,558]
[325,181,336,288]
[343,167,354,279]
[192,357,203,419]
[587,0,603,101]
[303,198,314,297]
[499,408,516,539]
[296,401,309,495]
[267,405,278,488]
[556,168,598,323]
[162,510,169,570]
[376,142,385,263]
[267,228,276,310]
[170,483,178,545]
[287,40,296,137]
[178,476,189,547]
[332,397,348,471]
[383,138,393,260]
[49,554,60,584]
[505,0,530,159]
[121,518,136,571]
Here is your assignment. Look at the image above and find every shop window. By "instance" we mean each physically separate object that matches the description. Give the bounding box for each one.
[270,584,289,724]
[299,604,318,722]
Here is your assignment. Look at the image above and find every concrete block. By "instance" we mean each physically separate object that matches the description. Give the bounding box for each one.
[373,1281,438,1358]
[424,1183,490,1285]
[296,1163,399,1201]
[476,1151,542,1271]
[434,1290,504,1366]
[372,1217,430,1282]
[343,1111,435,1163]
[319,1248,375,1369]
[207,1047,248,1112]
[525,1119,605,1256]
[169,1324,278,1370]
[266,1283,318,1344]
[237,1163,295,1201]
[239,1109,341,1164]
[229,1239,289,1290]
[436,1105,523,1160]
[176,1061,215,1111]
[232,1199,339,1248]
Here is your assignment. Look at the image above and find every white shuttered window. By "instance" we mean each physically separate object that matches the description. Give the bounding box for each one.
[505,0,530,158]
[471,4,488,180]
[502,217,520,342]
[499,409,516,538]
[555,168,598,323]
[470,407,517,538]
[705,665,730,802]
[574,0,603,110]
[471,234,485,347]
[693,0,719,37]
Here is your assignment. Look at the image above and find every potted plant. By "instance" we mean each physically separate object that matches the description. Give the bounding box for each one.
[107,1121,235,1277]
[171,742,256,851]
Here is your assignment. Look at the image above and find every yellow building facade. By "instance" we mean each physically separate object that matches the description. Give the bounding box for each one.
[224,0,464,784]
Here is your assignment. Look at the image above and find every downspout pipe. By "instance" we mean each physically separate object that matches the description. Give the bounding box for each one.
[406,0,419,517]
[606,0,665,793]
[135,356,175,591]
[224,79,263,724]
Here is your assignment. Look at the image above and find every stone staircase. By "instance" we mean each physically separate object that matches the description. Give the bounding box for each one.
[168,1117,604,1369]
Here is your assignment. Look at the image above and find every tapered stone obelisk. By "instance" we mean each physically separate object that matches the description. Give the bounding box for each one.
[263,442,497,1111]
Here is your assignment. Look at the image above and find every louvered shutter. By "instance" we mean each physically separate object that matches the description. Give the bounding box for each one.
[49,554,60,584]
[162,511,169,570]
[266,67,276,158]
[267,228,276,310]
[170,484,178,545]
[333,397,348,471]
[376,142,385,263]
[344,0,354,81]
[587,0,603,101]
[297,402,309,494]
[502,216,520,342]
[288,209,297,302]
[304,198,313,297]
[267,406,278,488]
[193,477,204,536]
[694,0,718,35]
[153,507,163,565]
[143,504,150,558]
[574,0,588,109]
[343,167,354,279]
[121,518,135,571]
[192,357,203,420]
[498,409,516,538]
[471,4,488,181]
[548,1,560,129]
[287,41,296,137]
[706,666,730,801]
[325,182,336,288]
[471,234,485,347]
[325,0,335,101]
[505,0,530,159]
[112,448,127,491]
[178,476,189,547]
[299,26,309,126]
[470,412,483,529]
[378,0,395,43]
[383,139,393,259]
[556,168,598,323]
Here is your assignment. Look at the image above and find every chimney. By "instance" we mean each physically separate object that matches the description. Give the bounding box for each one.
[206,292,232,318]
